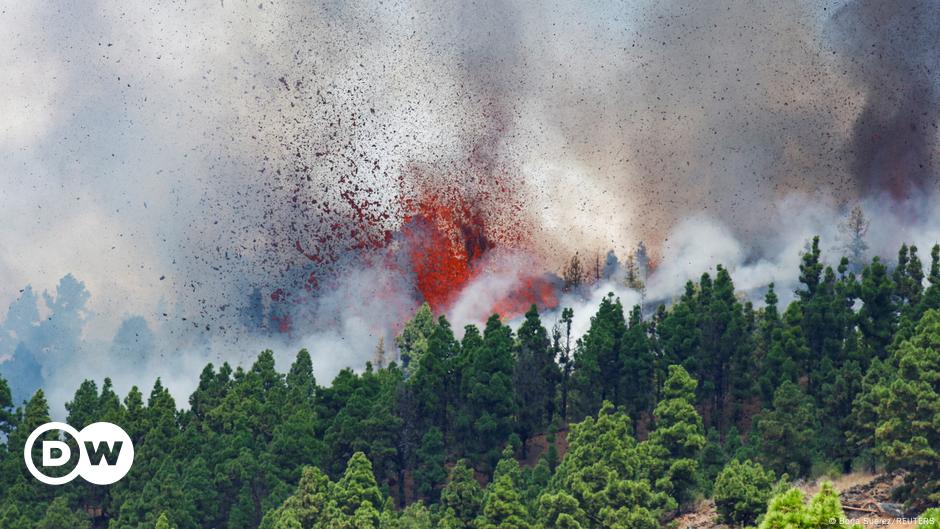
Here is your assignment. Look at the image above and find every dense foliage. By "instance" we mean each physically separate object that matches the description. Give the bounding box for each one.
[758,484,857,529]
[713,459,775,526]
[1,238,939,528]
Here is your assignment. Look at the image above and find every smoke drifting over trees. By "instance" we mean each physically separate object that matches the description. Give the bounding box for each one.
[2,0,940,409]
[3,2,940,527]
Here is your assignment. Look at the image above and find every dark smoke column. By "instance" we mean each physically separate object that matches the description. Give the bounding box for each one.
[831,0,940,200]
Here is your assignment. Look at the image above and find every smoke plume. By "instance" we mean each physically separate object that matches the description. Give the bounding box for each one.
[1,0,939,411]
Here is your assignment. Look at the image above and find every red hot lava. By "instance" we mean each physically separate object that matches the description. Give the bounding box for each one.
[283,167,561,328]
[401,194,491,312]
[400,192,559,318]
[491,276,560,319]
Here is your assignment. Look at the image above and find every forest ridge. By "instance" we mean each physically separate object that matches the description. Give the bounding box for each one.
[0,236,939,529]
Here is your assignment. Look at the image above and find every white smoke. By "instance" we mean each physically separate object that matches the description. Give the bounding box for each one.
[2,256,420,418]
[445,249,551,327]
[539,282,644,344]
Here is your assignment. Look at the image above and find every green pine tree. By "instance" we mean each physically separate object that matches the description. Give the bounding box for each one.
[513,305,559,457]
[758,484,858,529]
[873,309,940,503]
[415,427,447,503]
[754,381,819,477]
[459,315,517,471]
[620,305,655,421]
[36,497,91,529]
[541,401,675,529]
[649,365,706,508]
[858,257,897,359]
[155,512,177,529]
[571,293,626,417]
[713,459,775,526]
[440,459,484,529]
[479,447,532,529]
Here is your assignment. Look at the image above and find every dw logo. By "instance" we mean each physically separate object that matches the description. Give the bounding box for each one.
[24,422,134,485]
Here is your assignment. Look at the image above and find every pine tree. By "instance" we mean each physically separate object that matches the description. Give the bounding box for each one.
[415,427,446,503]
[658,282,701,381]
[620,305,655,420]
[395,501,433,529]
[259,465,333,529]
[699,428,727,496]
[286,349,317,407]
[36,497,91,529]
[513,305,558,455]
[649,365,706,508]
[571,293,626,416]
[0,375,13,435]
[122,385,147,442]
[99,377,123,423]
[841,205,870,273]
[334,452,384,526]
[523,459,551,508]
[373,338,387,369]
[562,253,585,293]
[873,309,940,503]
[759,484,857,529]
[931,245,940,285]
[816,358,864,471]
[459,315,517,471]
[894,244,925,313]
[270,404,324,485]
[713,459,775,526]
[635,242,650,277]
[920,244,940,310]
[14,389,52,459]
[273,514,302,529]
[757,284,801,404]
[154,512,176,529]
[539,490,588,529]
[479,447,532,529]
[858,257,897,359]
[440,459,484,528]
[754,381,819,477]
[66,379,100,429]
[3,390,55,524]
[410,316,458,435]
[556,307,575,422]
[396,303,436,369]
[188,363,231,421]
[181,456,220,528]
[697,266,750,431]
[847,357,892,470]
[323,368,401,488]
[793,239,851,392]
[624,254,644,291]
[453,325,483,457]
[798,236,824,299]
[543,402,675,529]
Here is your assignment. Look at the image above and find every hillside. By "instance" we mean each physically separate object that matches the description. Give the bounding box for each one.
[1,239,939,528]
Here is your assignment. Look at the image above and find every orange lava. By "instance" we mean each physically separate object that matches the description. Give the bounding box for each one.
[491,276,560,319]
[401,192,558,319]
[401,194,490,312]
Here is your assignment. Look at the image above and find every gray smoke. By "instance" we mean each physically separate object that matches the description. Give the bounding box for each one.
[2,0,940,411]
[831,0,940,199]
